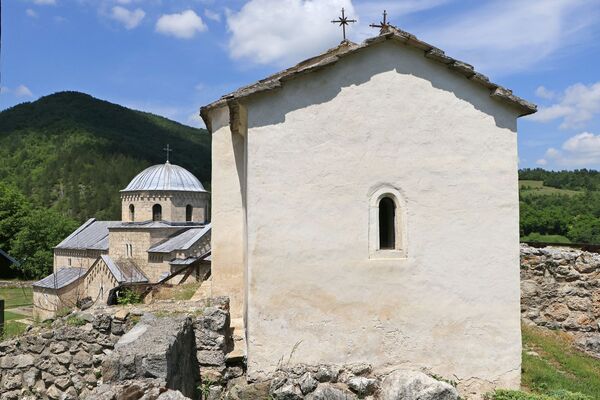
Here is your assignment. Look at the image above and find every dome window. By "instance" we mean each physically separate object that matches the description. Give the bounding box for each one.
[186,205,193,222]
[153,204,162,221]
[129,204,135,222]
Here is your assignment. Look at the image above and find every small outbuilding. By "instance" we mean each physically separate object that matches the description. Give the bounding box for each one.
[32,268,86,321]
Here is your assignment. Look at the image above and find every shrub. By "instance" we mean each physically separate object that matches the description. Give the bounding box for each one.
[116,288,143,305]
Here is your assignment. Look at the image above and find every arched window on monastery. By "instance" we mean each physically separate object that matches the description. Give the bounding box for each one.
[379,197,396,249]
[186,205,193,222]
[369,186,407,259]
[153,204,162,221]
[129,204,135,222]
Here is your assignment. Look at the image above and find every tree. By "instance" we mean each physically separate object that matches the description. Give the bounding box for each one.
[10,209,78,279]
[567,215,600,244]
[0,183,30,253]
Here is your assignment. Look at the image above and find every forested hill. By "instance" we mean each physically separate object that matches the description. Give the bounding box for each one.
[0,91,210,221]
[519,168,600,245]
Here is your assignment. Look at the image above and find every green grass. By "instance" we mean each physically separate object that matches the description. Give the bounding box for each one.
[3,310,26,321]
[521,233,571,244]
[0,286,33,309]
[486,389,592,400]
[521,325,600,399]
[519,180,582,197]
[1,320,28,340]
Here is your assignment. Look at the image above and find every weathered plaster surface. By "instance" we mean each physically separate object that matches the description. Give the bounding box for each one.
[209,106,247,318]
[229,41,522,391]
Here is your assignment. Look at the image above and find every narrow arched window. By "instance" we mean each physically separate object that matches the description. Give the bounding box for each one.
[129,204,135,221]
[152,204,162,221]
[379,197,396,250]
[186,205,193,222]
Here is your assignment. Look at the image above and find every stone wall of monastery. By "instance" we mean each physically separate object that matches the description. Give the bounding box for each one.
[53,249,103,272]
[520,244,600,356]
[83,257,119,305]
[32,280,85,322]
[108,227,175,282]
[120,191,209,223]
[0,297,233,400]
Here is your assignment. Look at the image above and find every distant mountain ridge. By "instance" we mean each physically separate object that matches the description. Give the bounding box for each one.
[0,91,210,222]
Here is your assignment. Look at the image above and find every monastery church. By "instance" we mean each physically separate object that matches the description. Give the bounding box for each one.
[34,22,537,396]
[202,25,536,394]
[33,161,212,320]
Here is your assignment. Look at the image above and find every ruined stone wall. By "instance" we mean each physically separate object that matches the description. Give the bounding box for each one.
[0,297,234,400]
[0,311,131,400]
[520,244,600,355]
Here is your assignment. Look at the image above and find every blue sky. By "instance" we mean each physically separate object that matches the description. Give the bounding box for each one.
[2,0,600,170]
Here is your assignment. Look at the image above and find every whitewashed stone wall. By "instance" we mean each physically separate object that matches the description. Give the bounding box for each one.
[209,39,523,394]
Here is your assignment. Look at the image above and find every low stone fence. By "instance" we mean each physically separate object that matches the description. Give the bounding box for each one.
[0,297,234,400]
[0,280,33,288]
[0,310,133,399]
[520,244,600,355]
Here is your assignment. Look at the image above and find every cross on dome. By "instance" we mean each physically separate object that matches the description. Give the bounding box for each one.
[163,144,173,163]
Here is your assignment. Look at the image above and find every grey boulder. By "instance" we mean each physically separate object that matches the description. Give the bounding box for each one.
[306,383,357,400]
[379,370,458,400]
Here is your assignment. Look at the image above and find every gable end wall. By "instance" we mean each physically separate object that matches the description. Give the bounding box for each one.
[241,41,521,395]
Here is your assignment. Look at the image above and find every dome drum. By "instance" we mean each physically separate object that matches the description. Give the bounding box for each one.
[121,162,210,223]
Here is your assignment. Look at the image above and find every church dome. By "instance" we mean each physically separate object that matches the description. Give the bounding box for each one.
[121,162,206,193]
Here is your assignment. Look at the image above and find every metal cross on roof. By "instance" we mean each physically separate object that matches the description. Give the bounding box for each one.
[369,10,389,30]
[331,8,356,41]
[163,144,173,162]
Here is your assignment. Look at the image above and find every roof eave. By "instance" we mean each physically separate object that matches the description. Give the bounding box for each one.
[200,28,537,125]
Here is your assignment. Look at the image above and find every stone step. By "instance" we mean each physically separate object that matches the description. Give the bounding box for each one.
[226,317,247,362]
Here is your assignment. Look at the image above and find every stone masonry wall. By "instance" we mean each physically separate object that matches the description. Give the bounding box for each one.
[520,244,600,356]
[0,297,233,400]
[0,310,132,400]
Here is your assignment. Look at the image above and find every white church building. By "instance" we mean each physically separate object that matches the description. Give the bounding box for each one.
[201,25,536,395]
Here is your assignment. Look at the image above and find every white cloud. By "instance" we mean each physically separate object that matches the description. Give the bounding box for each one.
[528,82,600,129]
[536,158,548,166]
[14,85,34,98]
[110,6,145,30]
[155,10,207,39]
[227,0,356,66]
[540,132,600,167]
[33,0,56,5]
[535,86,556,100]
[204,9,221,22]
[417,0,597,75]
[26,8,38,18]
